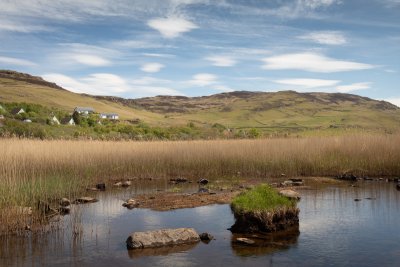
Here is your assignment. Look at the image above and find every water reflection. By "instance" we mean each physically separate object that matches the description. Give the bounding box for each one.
[1,179,400,267]
[127,243,198,258]
[231,226,300,257]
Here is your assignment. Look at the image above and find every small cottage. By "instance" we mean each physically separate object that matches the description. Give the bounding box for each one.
[23,119,32,123]
[61,117,75,125]
[99,113,119,120]
[11,108,25,115]
[74,107,94,115]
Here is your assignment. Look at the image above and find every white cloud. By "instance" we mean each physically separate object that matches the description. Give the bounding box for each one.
[384,98,400,107]
[43,73,182,97]
[300,0,339,9]
[0,56,37,67]
[336,82,371,93]
[189,73,218,86]
[274,78,340,88]
[206,56,237,67]
[0,19,52,33]
[262,52,374,73]
[298,31,347,45]
[43,73,129,95]
[147,16,198,38]
[140,63,165,73]
[213,85,234,92]
[51,43,119,67]
[70,54,111,66]
[142,53,175,58]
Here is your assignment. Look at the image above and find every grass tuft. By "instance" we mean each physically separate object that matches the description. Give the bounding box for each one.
[231,184,295,213]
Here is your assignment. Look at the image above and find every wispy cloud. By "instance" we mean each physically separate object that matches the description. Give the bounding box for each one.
[206,55,237,67]
[140,63,165,73]
[51,43,119,67]
[262,52,375,73]
[336,82,371,93]
[189,73,217,86]
[147,16,198,38]
[213,85,234,92]
[0,56,37,67]
[274,78,340,88]
[43,72,182,97]
[298,31,347,45]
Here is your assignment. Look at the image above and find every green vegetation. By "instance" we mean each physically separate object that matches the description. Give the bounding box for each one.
[231,184,295,213]
[1,70,400,138]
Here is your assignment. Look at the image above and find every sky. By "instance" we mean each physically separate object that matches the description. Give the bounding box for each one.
[0,0,399,104]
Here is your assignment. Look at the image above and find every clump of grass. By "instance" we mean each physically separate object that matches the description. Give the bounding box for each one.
[231,184,295,213]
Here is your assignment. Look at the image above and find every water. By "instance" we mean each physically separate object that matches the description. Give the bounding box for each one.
[1,179,400,267]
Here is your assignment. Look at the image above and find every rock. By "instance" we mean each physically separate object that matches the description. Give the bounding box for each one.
[289,178,303,183]
[122,181,132,187]
[126,228,200,249]
[59,198,71,207]
[365,197,376,200]
[113,182,122,187]
[397,184,400,190]
[281,180,293,187]
[280,173,286,177]
[198,178,209,185]
[292,181,303,186]
[338,173,357,181]
[86,187,99,191]
[122,198,140,209]
[199,232,214,242]
[170,177,188,183]
[25,225,31,231]
[364,176,373,181]
[279,189,301,200]
[235,238,255,245]
[198,188,209,193]
[354,198,362,202]
[74,197,98,204]
[96,183,106,191]
[270,183,278,187]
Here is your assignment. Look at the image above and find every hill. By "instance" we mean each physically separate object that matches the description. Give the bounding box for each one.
[1,70,400,137]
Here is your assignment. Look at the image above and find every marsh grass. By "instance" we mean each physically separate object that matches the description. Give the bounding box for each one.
[231,184,295,213]
[1,134,400,232]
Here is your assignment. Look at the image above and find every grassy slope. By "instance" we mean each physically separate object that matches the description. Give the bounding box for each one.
[0,77,166,124]
[1,71,400,134]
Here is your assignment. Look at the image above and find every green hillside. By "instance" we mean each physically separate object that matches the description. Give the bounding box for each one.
[1,70,400,138]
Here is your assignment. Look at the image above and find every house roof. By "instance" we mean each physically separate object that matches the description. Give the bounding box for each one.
[10,107,24,115]
[100,113,119,116]
[74,107,94,112]
[61,117,74,124]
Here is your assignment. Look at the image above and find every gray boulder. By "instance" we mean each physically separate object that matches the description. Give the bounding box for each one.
[126,228,200,249]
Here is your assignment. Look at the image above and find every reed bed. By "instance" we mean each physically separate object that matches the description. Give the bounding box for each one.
[1,134,400,232]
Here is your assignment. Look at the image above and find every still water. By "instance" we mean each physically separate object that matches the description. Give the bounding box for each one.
[1,179,400,267]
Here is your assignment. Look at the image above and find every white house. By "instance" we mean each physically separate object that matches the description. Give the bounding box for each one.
[50,115,60,125]
[11,107,25,115]
[99,113,119,120]
[61,117,75,125]
[74,107,94,115]
[23,119,32,123]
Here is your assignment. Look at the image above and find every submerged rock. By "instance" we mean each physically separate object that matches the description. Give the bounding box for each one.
[198,178,209,185]
[199,232,214,242]
[279,189,301,200]
[126,228,200,249]
[96,183,106,191]
[113,182,123,187]
[74,197,98,204]
[122,198,140,209]
[122,181,132,187]
[170,177,188,184]
[235,237,255,245]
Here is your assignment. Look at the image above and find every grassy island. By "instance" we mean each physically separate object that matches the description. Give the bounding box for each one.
[230,185,299,233]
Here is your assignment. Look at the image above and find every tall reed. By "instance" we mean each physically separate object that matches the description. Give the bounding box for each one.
[1,135,400,232]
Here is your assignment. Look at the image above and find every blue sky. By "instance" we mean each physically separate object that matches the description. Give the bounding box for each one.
[0,0,399,104]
